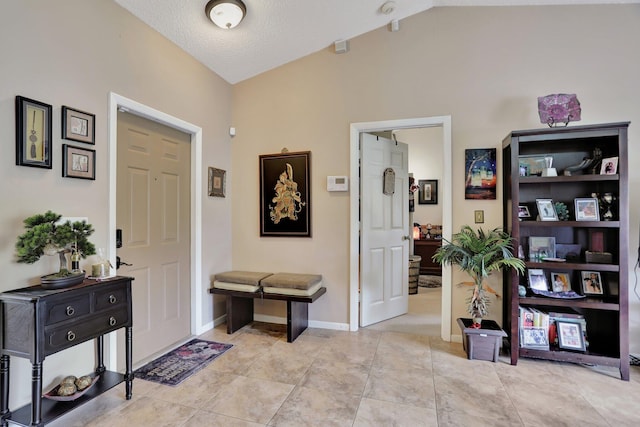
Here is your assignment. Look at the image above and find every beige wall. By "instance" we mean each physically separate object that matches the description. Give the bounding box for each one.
[232,5,640,346]
[0,0,233,407]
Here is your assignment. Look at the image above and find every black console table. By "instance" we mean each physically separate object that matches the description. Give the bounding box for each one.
[0,276,134,426]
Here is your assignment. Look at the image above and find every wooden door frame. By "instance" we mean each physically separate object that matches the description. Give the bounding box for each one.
[349,116,452,341]
[106,92,203,369]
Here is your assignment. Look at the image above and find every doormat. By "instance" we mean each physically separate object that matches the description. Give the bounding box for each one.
[134,339,233,386]
[419,275,442,288]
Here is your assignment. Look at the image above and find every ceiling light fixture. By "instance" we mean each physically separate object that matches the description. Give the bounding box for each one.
[205,0,246,29]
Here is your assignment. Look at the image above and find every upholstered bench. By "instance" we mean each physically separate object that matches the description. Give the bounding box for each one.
[209,271,326,342]
[212,270,273,292]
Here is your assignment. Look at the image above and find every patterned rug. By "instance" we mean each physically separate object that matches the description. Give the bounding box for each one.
[419,275,442,288]
[134,339,232,386]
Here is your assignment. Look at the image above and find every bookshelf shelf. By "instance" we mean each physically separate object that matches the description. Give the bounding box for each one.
[502,122,629,381]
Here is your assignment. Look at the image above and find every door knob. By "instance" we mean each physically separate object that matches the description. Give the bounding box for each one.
[116,256,132,269]
[402,235,410,241]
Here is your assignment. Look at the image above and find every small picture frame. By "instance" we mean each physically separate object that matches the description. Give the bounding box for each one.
[550,272,571,293]
[62,106,95,144]
[527,268,548,291]
[536,199,558,221]
[575,198,600,221]
[521,327,549,348]
[518,205,531,219]
[581,271,603,295]
[62,144,95,180]
[418,179,438,204]
[600,156,618,175]
[15,95,53,169]
[557,320,586,351]
[529,236,556,261]
[208,167,226,197]
[474,210,484,224]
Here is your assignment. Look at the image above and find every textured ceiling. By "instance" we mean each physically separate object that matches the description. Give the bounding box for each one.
[113,0,639,84]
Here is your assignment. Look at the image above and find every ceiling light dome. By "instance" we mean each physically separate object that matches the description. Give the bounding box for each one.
[206,0,246,29]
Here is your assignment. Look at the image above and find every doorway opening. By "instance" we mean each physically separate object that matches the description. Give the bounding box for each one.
[349,116,452,340]
[106,92,204,370]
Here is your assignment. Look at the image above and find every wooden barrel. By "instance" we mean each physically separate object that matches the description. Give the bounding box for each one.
[408,255,421,295]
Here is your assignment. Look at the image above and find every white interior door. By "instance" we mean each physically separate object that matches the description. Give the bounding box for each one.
[360,133,409,326]
[117,111,191,364]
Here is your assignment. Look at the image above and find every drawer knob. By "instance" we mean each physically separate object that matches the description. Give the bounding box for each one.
[109,316,117,326]
[109,295,117,304]
[67,331,76,342]
[66,306,75,316]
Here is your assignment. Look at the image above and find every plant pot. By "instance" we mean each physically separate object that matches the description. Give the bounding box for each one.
[457,317,507,362]
[41,271,86,290]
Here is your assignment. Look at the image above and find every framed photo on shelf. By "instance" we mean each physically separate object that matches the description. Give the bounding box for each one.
[518,205,531,219]
[418,179,438,204]
[518,155,546,176]
[550,272,571,293]
[557,320,586,351]
[62,106,95,144]
[62,144,95,180]
[527,268,548,291]
[581,271,603,295]
[15,95,53,169]
[575,198,599,221]
[536,199,558,221]
[259,150,311,237]
[208,167,226,197]
[600,156,618,175]
[528,236,556,261]
[521,327,549,348]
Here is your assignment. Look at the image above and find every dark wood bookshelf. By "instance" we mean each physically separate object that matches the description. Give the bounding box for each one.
[502,122,630,380]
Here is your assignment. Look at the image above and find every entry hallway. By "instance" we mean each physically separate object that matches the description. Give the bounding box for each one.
[45,320,640,427]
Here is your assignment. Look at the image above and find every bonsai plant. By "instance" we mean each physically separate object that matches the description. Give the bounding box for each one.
[433,225,525,328]
[15,211,95,285]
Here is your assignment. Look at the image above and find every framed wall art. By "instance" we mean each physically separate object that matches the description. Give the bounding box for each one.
[15,95,52,169]
[464,148,496,200]
[62,144,95,180]
[259,151,311,237]
[418,179,438,204]
[208,167,226,197]
[62,106,95,144]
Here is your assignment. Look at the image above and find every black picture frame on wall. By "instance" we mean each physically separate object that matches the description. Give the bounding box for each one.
[259,151,311,237]
[15,95,53,169]
[62,106,95,144]
[62,144,96,180]
[418,179,438,204]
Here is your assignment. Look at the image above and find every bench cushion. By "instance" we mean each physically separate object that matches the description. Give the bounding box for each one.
[213,271,273,293]
[261,273,323,296]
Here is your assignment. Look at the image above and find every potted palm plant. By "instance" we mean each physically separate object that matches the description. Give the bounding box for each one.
[433,225,525,361]
[15,211,95,289]
[433,225,525,327]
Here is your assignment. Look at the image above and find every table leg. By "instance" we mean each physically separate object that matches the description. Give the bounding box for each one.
[96,335,106,374]
[125,326,133,400]
[0,355,10,423]
[287,301,309,343]
[31,362,43,426]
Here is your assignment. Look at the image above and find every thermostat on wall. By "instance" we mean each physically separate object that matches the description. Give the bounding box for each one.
[327,176,349,192]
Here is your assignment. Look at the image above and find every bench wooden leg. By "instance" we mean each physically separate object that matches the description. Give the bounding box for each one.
[226,296,253,334]
[287,301,309,342]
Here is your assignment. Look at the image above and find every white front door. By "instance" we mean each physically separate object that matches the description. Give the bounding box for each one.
[117,111,192,364]
[360,133,409,326]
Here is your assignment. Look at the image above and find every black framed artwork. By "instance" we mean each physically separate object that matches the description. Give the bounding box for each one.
[259,151,311,237]
[62,106,95,144]
[418,179,438,204]
[464,148,497,200]
[15,95,53,169]
[62,144,95,180]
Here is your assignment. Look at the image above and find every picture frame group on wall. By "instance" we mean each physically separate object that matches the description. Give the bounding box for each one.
[418,179,438,204]
[62,106,95,144]
[208,167,226,197]
[15,95,53,169]
[259,151,311,237]
[62,144,95,180]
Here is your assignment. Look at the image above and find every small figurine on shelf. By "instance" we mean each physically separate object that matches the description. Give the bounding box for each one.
[600,193,616,221]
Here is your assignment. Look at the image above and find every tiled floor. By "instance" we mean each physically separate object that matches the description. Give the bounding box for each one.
[45,320,640,427]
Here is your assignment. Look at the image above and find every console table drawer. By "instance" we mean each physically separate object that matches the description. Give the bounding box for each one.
[45,308,129,353]
[94,284,128,312]
[45,294,91,325]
